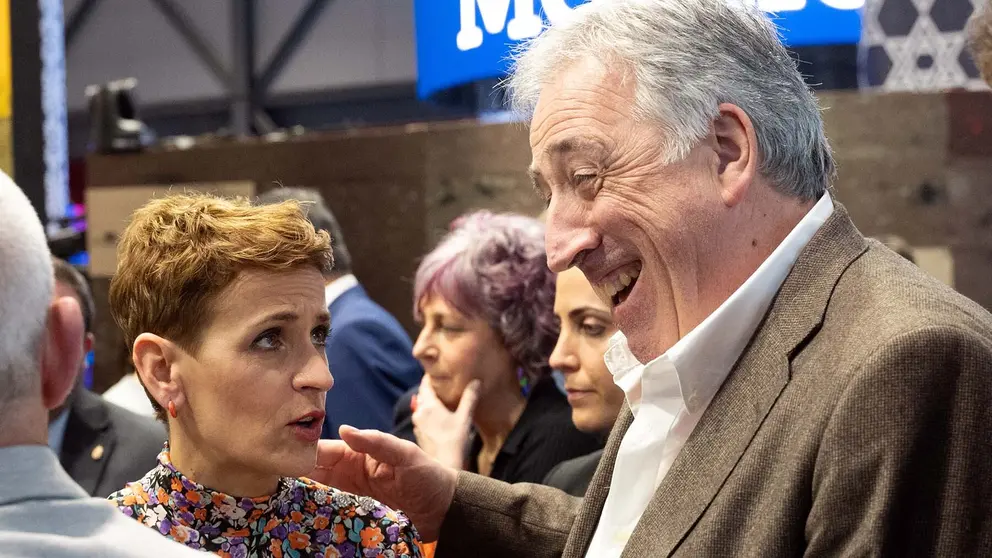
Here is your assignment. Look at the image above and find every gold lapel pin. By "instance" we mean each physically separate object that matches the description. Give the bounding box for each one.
[90,444,104,461]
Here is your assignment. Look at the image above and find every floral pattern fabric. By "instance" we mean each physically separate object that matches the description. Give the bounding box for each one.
[108,449,424,558]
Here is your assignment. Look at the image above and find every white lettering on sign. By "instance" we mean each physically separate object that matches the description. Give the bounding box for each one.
[456,0,866,52]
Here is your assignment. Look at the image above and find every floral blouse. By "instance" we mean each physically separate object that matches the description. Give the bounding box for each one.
[108,449,425,558]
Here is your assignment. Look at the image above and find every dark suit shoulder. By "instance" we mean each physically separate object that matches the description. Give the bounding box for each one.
[543,450,604,497]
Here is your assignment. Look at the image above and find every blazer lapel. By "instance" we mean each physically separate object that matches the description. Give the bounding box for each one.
[59,389,116,497]
[562,408,634,558]
[620,204,869,558]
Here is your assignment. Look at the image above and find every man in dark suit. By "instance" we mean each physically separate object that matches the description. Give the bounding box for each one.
[257,188,423,438]
[49,259,165,497]
[312,1,992,555]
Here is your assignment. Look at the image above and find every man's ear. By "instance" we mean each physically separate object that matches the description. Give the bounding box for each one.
[40,297,85,410]
[712,103,759,207]
[133,333,185,412]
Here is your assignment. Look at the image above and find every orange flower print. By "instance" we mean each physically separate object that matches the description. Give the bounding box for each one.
[290,510,304,523]
[305,500,318,513]
[288,531,310,550]
[324,547,342,558]
[333,523,346,541]
[216,551,232,558]
[360,527,384,547]
[313,515,329,530]
[171,478,183,492]
[395,542,410,555]
[193,508,207,522]
[186,490,201,504]
[223,528,250,538]
[263,518,280,533]
[269,539,283,558]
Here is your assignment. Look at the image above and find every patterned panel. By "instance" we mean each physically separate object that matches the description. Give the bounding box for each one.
[860,0,986,91]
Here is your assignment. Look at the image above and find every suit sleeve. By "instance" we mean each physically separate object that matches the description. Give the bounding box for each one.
[436,473,581,558]
[323,320,420,436]
[806,325,992,557]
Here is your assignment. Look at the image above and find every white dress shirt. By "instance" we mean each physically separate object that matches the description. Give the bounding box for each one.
[325,273,359,306]
[585,193,834,557]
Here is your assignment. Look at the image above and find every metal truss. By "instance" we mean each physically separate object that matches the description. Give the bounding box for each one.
[64,0,336,135]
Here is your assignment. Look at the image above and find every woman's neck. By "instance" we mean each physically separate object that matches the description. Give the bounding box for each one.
[168,434,281,498]
[473,383,528,456]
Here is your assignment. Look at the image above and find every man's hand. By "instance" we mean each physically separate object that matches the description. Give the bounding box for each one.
[412,377,479,469]
[312,426,457,542]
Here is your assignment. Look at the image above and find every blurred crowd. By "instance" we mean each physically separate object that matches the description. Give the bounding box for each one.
[2,0,992,557]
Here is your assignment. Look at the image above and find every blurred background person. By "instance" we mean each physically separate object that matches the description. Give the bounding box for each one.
[107,193,423,556]
[404,211,602,484]
[102,362,156,417]
[0,173,200,556]
[258,187,423,439]
[49,257,165,497]
[542,267,625,497]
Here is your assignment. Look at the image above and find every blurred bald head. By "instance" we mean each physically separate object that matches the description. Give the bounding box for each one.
[0,172,84,445]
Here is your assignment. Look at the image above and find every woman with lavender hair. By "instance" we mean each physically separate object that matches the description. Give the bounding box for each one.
[405,211,602,484]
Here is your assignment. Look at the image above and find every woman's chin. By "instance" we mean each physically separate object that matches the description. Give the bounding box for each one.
[278,450,318,480]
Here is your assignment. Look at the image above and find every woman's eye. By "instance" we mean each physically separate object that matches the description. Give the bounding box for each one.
[580,321,608,338]
[252,329,283,351]
[312,325,330,347]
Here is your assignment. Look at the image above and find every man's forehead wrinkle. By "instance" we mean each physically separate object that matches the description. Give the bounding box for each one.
[530,104,628,152]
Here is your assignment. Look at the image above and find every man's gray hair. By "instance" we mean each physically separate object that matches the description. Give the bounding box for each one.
[257,186,353,274]
[507,0,835,201]
[0,172,55,409]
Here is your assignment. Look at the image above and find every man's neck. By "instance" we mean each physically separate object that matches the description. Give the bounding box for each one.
[678,189,815,340]
[0,399,49,448]
[324,272,345,286]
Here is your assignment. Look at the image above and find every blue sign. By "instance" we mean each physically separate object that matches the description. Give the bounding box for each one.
[414,0,864,99]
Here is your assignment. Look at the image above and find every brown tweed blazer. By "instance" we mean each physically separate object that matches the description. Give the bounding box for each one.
[436,206,992,557]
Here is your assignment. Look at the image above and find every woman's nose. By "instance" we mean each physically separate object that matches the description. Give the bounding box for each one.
[549,334,579,373]
[299,355,334,392]
[412,330,434,361]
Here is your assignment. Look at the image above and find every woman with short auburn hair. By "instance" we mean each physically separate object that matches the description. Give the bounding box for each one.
[107,193,424,557]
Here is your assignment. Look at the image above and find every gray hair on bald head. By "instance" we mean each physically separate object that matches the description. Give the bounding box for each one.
[506,0,835,201]
[0,171,54,410]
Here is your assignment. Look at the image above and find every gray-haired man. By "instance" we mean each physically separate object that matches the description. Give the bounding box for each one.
[0,172,200,556]
[313,1,992,556]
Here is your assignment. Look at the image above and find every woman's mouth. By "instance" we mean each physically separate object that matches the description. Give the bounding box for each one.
[289,411,325,443]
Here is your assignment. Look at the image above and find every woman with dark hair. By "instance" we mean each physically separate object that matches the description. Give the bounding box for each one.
[406,211,601,484]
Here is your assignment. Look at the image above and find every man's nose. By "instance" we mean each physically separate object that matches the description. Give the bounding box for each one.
[545,202,600,272]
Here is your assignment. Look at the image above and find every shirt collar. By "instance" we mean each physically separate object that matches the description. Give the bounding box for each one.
[0,445,88,505]
[605,192,834,414]
[324,274,358,306]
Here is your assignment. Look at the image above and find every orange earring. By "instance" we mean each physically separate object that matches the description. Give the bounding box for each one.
[168,401,177,419]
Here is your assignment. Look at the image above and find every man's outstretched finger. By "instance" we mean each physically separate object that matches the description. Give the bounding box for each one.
[339,425,415,466]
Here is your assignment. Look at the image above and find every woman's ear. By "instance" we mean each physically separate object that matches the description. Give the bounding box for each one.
[132,333,185,411]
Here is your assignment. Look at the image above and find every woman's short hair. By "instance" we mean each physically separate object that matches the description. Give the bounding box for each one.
[413,211,558,383]
[109,192,332,358]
